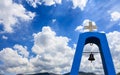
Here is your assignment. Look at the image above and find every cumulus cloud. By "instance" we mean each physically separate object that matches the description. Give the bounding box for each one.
[110,11,120,21]
[72,0,88,10]
[75,25,84,32]
[31,26,74,73]
[26,0,88,10]
[52,19,56,23]
[0,46,30,74]
[26,0,62,7]
[2,35,8,40]
[106,31,120,73]
[0,26,74,74]
[0,0,35,33]
[13,44,29,58]
[75,19,97,32]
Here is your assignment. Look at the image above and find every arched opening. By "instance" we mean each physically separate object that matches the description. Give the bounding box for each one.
[80,37,105,74]
[80,43,105,75]
[85,37,100,46]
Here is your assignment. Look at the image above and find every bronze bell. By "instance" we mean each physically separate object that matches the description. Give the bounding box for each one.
[88,52,95,62]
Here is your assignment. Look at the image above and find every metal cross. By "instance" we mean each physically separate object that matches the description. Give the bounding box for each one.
[84,21,97,32]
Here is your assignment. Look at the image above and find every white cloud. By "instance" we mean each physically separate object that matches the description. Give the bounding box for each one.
[26,0,62,8]
[110,11,120,21]
[75,25,84,32]
[31,26,74,73]
[72,0,88,10]
[106,31,120,73]
[0,0,35,33]
[52,19,56,23]
[2,35,8,40]
[13,44,29,58]
[75,19,97,32]
[0,26,74,74]
[0,47,30,74]
[26,0,88,11]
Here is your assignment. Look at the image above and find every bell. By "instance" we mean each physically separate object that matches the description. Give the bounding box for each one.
[88,52,95,62]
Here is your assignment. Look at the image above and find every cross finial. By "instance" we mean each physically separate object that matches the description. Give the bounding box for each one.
[84,21,97,32]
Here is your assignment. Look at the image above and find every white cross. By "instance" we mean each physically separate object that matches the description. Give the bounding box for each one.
[84,22,97,32]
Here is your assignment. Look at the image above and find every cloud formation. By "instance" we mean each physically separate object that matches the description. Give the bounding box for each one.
[0,46,29,74]
[75,19,97,32]
[26,0,88,10]
[13,44,29,58]
[107,31,120,73]
[0,0,35,33]
[110,11,120,21]
[72,0,88,10]
[31,26,74,73]
[0,26,74,74]
[2,35,8,40]
[26,0,62,7]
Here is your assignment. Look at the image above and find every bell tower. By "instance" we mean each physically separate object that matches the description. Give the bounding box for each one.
[70,22,116,75]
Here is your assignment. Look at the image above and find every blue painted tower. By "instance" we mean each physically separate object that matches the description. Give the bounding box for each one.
[70,32,116,75]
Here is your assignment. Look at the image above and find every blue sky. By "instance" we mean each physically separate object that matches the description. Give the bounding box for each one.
[0,0,120,74]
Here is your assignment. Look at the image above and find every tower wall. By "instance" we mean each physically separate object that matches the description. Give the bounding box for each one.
[70,32,116,75]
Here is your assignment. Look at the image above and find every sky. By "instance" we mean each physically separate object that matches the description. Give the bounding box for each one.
[0,0,120,75]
